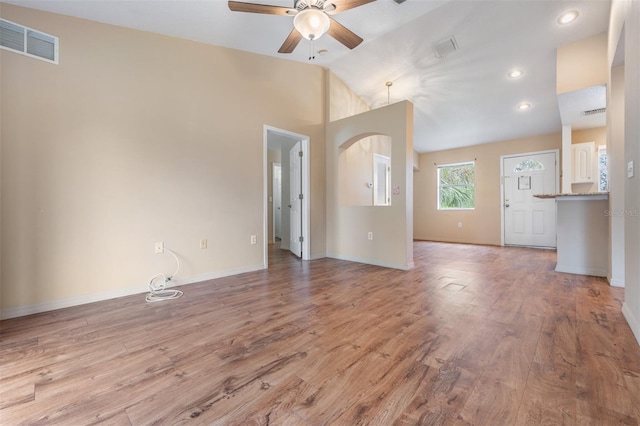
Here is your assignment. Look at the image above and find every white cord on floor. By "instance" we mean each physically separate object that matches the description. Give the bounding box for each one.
[146,248,184,303]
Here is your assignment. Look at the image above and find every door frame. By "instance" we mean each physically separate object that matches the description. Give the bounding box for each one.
[263,125,311,266]
[500,149,559,246]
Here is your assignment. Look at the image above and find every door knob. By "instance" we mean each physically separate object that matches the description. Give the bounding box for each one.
[288,204,292,208]
[505,203,510,208]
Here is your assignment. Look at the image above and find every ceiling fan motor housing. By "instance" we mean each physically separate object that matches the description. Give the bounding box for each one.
[295,0,327,11]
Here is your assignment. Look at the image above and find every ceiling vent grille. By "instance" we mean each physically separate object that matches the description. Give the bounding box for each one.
[393,0,408,4]
[432,36,458,59]
[0,18,58,64]
[582,107,606,116]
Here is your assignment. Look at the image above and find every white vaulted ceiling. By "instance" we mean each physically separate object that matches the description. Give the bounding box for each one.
[3,0,612,152]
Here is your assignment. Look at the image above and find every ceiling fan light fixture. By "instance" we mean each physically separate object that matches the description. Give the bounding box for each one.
[294,8,330,40]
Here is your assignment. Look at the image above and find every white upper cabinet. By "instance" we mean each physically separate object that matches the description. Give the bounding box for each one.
[572,142,595,184]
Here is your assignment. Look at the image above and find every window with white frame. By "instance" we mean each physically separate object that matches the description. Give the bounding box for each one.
[437,161,475,210]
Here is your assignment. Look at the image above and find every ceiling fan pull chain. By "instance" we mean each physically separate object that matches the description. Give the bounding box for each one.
[309,38,315,61]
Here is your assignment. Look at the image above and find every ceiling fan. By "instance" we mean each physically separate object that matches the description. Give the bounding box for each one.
[228,0,375,55]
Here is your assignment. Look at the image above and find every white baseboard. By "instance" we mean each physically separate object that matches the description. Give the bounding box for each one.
[0,263,265,320]
[608,276,625,288]
[622,302,640,347]
[555,264,608,277]
[326,253,413,271]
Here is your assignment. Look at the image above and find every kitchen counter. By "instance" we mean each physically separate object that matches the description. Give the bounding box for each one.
[534,192,609,277]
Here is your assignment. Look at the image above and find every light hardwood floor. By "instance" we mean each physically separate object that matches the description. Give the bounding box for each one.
[1,241,639,425]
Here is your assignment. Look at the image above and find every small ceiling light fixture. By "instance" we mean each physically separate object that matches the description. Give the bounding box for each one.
[517,102,532,111]
[294,8,331,41]
[508,69,524,79]
[558,10,579,25]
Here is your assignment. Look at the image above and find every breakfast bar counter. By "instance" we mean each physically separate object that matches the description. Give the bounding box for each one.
[534,192,609,277]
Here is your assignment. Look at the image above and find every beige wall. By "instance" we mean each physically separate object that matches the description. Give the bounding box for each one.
[414,133,561,245]
[557,32,608,94]
[610,0,640,344]
[327,70,371,122]
[327,101,414,269]
[0,5,326,315]
[571,126,607,193]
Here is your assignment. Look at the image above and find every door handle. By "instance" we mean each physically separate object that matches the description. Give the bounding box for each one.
[505,203,510,208]
[288,204,292,208]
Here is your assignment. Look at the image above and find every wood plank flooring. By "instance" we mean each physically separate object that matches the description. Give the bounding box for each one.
[1,241,639,425]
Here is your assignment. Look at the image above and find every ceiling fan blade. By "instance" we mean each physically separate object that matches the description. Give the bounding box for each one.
[278,28,303,53]
[327,18,363,49]
[228,1,292,15]
[327,0,376,14]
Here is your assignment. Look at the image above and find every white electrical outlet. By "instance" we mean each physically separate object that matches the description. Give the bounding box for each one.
[458,222,463,228]
[250,235,257,245]
[368,232,373,240]
[628,161,634,178]
[200,239,207,249]
[155,242,164,254]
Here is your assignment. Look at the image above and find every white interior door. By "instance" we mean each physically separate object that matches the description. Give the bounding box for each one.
[373,154,391,206]
[273,163,282,241]
[503,151,557,248]
[289,142,302,257]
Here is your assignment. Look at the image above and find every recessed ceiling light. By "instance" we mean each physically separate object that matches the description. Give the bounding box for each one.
[508,69,524,79]
[558,10,579,25]
[517,103,532,111]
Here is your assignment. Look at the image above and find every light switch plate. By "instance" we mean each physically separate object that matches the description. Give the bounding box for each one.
[628,161,634,178]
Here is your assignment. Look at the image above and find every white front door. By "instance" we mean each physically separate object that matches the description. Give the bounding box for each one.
[503,151,557,248]
[289,142,302,257]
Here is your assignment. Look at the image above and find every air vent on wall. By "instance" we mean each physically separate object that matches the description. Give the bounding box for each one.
[582,107,606,116]
[432,36,458,59]
[0,18,58,63]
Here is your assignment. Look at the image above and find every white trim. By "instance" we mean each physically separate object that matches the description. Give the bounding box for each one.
[608,276,625,288]
[326,253,413,271]
[622,302,640,347]
[500,149,560,246]
[263,125,311,262]
[0,263,265,320]
[554,264,608,277]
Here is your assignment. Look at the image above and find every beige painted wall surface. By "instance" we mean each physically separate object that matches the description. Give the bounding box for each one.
[327,101,414,269]
[572,126,606,193]
[327,70,371,122]
[0,5,326,313]
[557,32,608,94]
[414,133,561,245]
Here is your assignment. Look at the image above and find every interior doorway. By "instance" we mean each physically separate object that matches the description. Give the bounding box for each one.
[501,150,559,248]
[264,126,310,265]
[272,163,282,242]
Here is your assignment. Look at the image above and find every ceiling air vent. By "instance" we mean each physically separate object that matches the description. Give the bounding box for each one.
[432,36,458,59]
[582,107,606,116]
[393,0,408,4]
[0,18,58,63]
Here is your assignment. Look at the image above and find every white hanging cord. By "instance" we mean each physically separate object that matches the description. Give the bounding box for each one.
[146,248,183,302]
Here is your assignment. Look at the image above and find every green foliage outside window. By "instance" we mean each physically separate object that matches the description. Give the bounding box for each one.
[438,163,475,209]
